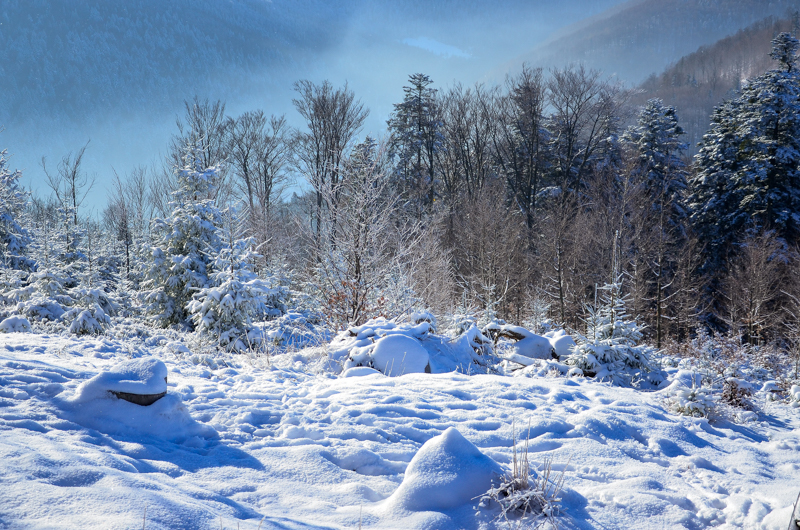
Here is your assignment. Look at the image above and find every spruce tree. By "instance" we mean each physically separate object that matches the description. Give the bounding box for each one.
[141,141,223,327]
[689,32,800,271]
[387,73,442,216]
[0,150,30,270]
[623,98,688,230]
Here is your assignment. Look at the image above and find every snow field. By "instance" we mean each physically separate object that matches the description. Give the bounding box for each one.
[0,333,799,529]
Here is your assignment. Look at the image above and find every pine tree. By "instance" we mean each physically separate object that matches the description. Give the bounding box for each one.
[568,245,656,386]
[141,141,223,327]
[387,73,442,217]
[187,209,287,349]
[689,32,800,271]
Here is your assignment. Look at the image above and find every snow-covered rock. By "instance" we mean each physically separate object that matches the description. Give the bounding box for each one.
[72,357,168,403]
[334,317,491,375]
[547,329,577,359]
[385,427,502,511]
[370,334,430,376]
[0,315,31,333]
[492,324,554,360]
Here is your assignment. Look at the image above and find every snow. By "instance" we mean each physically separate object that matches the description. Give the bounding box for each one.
[370,334,430,376]
[384,427,503,511]
[1,333,800,529]
[0,314,31,333]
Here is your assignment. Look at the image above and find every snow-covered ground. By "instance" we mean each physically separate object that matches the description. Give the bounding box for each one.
[1,332,798,529]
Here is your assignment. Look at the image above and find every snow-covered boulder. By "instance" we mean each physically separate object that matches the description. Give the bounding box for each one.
[62,358,214,442]
[546,329,577,359]
[371,334,431,376]
[0,315,31,333]
[386,427,502,511]
[493,324,554,360]
[332,317,494,375]
[73,358,168,406]
[344,334,430,376]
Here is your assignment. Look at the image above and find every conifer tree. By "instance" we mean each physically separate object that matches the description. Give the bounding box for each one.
[187,208,287,349]
[689,32,800,271]
[568,238,656,386]
[141,141,223,327]
[387,73,442,216]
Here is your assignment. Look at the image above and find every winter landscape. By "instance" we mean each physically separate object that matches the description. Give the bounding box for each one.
[3,1,800,529]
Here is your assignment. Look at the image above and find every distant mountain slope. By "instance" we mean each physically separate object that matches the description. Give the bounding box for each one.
[0,0,351,125]
[506,0,798,84]
[635,15,794,152]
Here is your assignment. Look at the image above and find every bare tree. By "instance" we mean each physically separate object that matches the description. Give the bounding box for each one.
[723,230,788,345]
[492,64,549,231]
[103,166,152,281]
[166,97,233,206]
[41,141,95,253]
[449,181,528,322]
[292,80,369,242]
[304,138,418,328]
[547,65,627,192]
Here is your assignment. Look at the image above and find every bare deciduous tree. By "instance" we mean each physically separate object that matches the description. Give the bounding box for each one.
[292,80,369,242]
[41,141,95,253]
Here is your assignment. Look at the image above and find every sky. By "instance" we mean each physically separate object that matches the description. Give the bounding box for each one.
[3,0,630,211]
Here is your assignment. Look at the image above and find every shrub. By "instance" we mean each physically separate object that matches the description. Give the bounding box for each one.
[478,427,567,529]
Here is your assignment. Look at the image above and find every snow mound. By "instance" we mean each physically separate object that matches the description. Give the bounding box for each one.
[370,334,430,376]
[341,366,383,378]
[333,317,490,375]
[385,427,502,512]
[545,329,577,359]
[488,323,554,360]
[0,315,31,333]
[62,358,216,442]
[72,357,168,400]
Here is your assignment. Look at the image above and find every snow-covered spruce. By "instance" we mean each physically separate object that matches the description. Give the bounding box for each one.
[567,274,661,387]
[140,142,223,327]
[187,241,286,350]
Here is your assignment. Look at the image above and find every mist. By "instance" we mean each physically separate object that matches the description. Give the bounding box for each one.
[2,0,626,210]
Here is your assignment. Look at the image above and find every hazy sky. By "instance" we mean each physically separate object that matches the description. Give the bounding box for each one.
[4,0,630,210]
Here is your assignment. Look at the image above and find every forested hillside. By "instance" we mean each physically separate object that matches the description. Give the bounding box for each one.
[511,0,799,84]
[638,15,795,151]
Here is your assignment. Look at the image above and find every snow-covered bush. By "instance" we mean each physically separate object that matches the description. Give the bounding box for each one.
[0,314,31,333]
[721,377,754,409]
[141,142,223,327]
[668,385,716,418]
[259,311,330,350]
[567,276,658,387]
